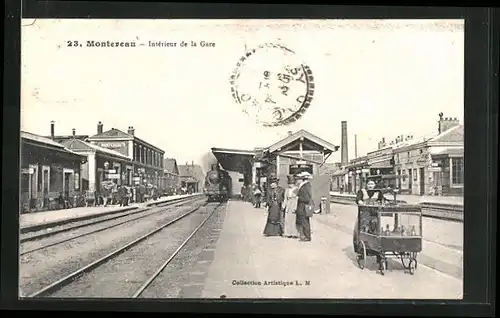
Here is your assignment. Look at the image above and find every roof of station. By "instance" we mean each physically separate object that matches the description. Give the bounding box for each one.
[211,129,339,173]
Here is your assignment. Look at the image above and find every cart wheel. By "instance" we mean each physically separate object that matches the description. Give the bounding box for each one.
[408,258,417,275]
[356,241,366,270]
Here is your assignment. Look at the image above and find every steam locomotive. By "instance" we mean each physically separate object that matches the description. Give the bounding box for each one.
[204,164,232,202]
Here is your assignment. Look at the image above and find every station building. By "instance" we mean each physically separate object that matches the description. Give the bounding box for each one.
[61,137,133,194]
[332,113,464,197]
[178,162,205,193]
[391,116,464,196]
[211,129,339,212]
[20,131,86,213]
[163,158,181,194]
[86,122,165,188]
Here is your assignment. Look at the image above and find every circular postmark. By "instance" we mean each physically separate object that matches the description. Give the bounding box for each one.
[229,43,315,127]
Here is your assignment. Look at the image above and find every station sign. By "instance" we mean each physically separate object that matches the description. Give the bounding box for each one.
[133,177,141,181]
[99,142,126,149]
[361,168,370,173]
[296,160,307,165]
[106,173,120,179]
[416,157,428,166]
[106,169,117,174]
[428,167,442,172]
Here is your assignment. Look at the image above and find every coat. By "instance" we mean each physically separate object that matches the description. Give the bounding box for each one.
[296,181,313,217]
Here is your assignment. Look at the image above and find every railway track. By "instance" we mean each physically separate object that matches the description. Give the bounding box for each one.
[330,196,463,222]
[20,196,207,256]
[25,201,224,298]
[20,195,203,244]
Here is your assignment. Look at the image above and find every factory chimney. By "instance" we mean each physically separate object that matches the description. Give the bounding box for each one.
[97,121,103,134]
[50,121,55,140]
[341,121,348,165]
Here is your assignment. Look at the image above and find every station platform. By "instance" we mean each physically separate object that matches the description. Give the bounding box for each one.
[330,191,463,206]
[199,200,462,299]
[20,194,198,230]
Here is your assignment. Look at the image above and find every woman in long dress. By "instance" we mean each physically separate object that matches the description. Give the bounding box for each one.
[283,176,299,238]
[263,178,285,237]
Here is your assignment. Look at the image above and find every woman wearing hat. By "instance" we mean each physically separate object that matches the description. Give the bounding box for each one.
[263,176,285,237]
[282,175,300,238]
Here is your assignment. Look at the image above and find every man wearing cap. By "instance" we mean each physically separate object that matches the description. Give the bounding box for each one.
[295,171,314,242]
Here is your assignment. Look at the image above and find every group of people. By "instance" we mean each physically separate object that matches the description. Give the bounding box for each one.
[92,182,161,207]
[262,171,314,242]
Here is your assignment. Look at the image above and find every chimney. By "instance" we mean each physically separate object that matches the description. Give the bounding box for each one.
[340,121,348,165]
[128,126,135,136]
[438,113,459,134]
[50,121,55,140]
[192,160,194,167]
[287,131,293,136]
[97,121,103,134]
[72,128,76,137]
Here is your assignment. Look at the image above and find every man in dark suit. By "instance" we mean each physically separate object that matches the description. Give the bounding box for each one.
[295,171,313,242]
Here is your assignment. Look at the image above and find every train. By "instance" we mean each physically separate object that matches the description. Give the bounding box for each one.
[204,164,232,202]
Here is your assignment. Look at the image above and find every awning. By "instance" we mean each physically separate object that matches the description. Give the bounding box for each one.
[332,168,348,177]
[182,177,198,183]
[368,157,393,169]
[211,147,254,173]
[431,148,464,158]
[367,174,401,180]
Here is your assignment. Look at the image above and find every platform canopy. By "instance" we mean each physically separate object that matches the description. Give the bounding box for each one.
[211,147,255,173]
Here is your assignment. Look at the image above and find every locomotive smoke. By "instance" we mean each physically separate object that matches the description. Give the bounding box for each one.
[201,151,218,172]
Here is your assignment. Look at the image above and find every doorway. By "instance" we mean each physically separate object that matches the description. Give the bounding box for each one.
[63,170,74,199]
[419,168,425,195]
[408,169,413,194]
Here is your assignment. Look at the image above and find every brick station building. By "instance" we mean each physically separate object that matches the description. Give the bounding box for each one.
[87,122,165,188]
[20,131,86,213]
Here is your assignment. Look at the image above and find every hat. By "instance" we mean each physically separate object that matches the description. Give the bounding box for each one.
[287,175,296,184]
[297,171,312,179]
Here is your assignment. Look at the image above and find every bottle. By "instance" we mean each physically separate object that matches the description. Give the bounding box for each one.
[410,225,416,236]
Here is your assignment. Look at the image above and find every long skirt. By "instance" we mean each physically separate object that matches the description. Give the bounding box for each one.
[263,202,283,236]
[284,211,299,237]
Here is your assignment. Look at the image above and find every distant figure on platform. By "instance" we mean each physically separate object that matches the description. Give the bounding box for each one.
[283,175,299,238]
[118,186,127,207]
[253,185,262,208]
[296,172,314,242]
[263,177,285,237]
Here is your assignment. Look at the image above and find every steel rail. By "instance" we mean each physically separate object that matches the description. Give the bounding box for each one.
[132,202,223,298]
[26,202,209,298]
[21,195,203,243]
[20,197,206,256]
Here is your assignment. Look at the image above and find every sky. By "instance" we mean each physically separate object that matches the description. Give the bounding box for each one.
[21,19,464,166]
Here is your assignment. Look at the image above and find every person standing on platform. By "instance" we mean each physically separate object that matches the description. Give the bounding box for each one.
[118,185,127,207]
[263,177,285,237]
[253,185,262,208]
[295,172,314,242]
[283,175,299,238]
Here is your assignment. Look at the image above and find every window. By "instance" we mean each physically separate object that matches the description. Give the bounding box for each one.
[451,158,464,185]
[419,149,423,154]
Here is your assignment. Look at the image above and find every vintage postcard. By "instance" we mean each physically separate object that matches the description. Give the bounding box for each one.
[20,19,464,299]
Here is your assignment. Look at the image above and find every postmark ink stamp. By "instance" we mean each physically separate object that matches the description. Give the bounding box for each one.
[230,43,315,127]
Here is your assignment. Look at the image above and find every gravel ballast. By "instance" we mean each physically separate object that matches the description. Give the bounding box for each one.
[49,203,220,298]
[19,199,206,297]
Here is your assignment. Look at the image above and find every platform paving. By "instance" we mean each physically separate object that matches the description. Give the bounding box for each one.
[19,194,197,229]
[200,201,462,299]
[330,191,463,206]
